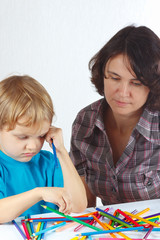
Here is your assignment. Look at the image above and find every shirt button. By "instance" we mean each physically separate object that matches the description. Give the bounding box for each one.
[147,180,152,186]
[112,175,116,180]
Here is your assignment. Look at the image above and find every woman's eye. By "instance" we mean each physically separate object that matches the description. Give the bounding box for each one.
[104,75,120,81]
[111,77,120,81]
[132,81,142,86]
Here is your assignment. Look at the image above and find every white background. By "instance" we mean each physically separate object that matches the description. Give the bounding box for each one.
[0,0,159,151]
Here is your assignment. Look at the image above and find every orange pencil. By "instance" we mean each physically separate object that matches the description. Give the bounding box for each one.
[103,222,132,240]
[92,215,117,238]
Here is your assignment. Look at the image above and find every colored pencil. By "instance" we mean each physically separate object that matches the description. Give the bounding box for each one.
[26,211,98,221]
[74,219,93,232]
[74,208,109,232]
[143,225,155,240]
[32,222,66,237]
[109,210,119,227]
[12,220,27,240]
[92,215,117,238]
[77,226,144,237]
[56,221,78,232]
[25,220,32,237]
[96,208,132,228]
[37,222,45,240]
[35,221,42,240]
[21,220,31,240]
[92,239,158,240]
[29,216,93,222]
[134,208,150,217]
[143,213,160,219]
[52,142,59,167]
[80,236,87,240]
[116,209,141,227]
[41,205,102,231]
[41,221,47,240]
[103,222,132,240]
[124,211,160,228]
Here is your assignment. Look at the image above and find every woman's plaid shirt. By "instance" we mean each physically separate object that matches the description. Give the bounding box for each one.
[70,98,160,205]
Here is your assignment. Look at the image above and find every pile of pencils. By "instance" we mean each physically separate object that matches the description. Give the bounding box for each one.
[12,205,160,240]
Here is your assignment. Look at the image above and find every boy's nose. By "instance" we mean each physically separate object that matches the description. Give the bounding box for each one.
[26,139,39,150]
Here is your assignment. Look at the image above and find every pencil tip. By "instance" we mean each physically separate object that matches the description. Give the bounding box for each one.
[41,205,46,209]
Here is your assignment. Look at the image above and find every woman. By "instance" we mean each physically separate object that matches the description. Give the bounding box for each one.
[69,25,160,207]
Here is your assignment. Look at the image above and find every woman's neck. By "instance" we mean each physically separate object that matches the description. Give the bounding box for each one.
[105,107,143,134]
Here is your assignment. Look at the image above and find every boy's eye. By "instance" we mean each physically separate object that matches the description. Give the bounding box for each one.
[18,136,28,140]
[40,134,46,139]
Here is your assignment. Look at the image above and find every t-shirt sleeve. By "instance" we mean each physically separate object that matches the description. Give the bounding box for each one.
[0,165,6,199]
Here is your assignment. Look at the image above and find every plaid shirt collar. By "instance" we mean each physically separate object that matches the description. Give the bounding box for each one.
[84,98,160,145]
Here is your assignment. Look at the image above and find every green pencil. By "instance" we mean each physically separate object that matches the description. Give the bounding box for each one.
[41,205,102,231]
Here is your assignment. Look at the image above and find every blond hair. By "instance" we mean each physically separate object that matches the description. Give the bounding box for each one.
[0,75,54,130]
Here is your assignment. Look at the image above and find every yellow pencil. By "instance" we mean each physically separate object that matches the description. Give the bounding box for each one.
[70,237,79,240]
[35,222,41,240]
[80,236,87,240]
[124,211,160,227]
[124,208,150,218]
[134,208,150,217]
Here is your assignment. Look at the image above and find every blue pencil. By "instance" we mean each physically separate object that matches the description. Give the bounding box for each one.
[32,222,66,237]
[29,217,93,222]
[12,220,27,240]
[41,221,47,240]
[77,226,144,237]
[52,142,59,167]
[96,207,132,228]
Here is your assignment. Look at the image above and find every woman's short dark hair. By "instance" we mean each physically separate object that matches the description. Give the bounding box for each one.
[89,25,160,111]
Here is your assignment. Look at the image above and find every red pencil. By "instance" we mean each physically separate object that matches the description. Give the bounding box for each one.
[21,220,31,240]
[116,209,141,227]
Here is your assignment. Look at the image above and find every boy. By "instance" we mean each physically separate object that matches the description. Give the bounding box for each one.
[0,75,87,223]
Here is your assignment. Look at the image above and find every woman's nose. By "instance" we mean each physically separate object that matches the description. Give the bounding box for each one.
[118,82,130,97]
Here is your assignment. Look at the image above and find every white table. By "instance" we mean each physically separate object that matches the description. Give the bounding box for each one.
[0,199,160,239]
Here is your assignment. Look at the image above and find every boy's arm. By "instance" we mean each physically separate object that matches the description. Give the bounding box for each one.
[0,186,72,223]
[46,127,87,213]
[0,188,41,223]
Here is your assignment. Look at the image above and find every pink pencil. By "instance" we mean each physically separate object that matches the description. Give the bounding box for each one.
[55,221,78,232]
[21,220,31,240]
[92,238,158,240]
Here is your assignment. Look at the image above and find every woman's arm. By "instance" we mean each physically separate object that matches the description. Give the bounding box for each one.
[81,176,96,207]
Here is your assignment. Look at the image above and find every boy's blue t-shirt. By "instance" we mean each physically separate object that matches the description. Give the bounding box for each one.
[0,150,64,216]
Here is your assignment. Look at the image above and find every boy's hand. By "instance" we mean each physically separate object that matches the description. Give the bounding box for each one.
[40,187,72,215]
[45,126,65,153]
